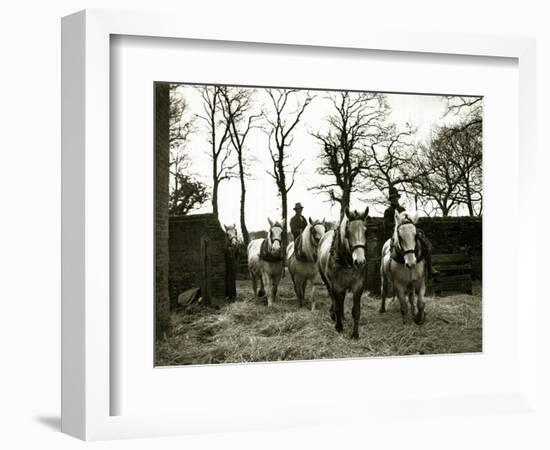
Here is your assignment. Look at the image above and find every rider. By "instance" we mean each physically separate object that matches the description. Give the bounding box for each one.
[290,202,307,241]
[383,186,439,279]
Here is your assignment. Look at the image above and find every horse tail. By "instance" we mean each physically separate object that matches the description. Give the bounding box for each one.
[319,269,330,290]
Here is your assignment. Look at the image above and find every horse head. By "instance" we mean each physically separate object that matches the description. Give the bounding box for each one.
[224,223,239,247]
[393,210,419,269]
[308,217,327,247]
[267,218,284,256]
[342,206,369,268]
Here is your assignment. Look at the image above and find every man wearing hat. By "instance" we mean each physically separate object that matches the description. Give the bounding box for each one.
[383,186,439,278]
[290,202,308,241]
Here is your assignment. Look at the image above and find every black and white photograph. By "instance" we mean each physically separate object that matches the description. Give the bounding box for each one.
[154,82,482,366]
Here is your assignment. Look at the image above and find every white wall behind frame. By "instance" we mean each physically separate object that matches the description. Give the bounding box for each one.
[111,35,519,416]
[1,0,547,448]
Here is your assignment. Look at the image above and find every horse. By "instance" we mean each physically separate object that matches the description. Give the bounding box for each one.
[286,218,327,310]
[224,223,239,247]
[380,210,426,325]
[317,207,369,339]
[247,218,285,307]
[224,224,239,302]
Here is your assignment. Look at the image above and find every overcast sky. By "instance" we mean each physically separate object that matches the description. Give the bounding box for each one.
[171,85,473,232]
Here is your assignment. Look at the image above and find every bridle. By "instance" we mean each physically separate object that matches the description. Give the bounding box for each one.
[309,223,324,247]
[345,218,367,253]
[269,225,283,250]
[394,221,417,256]
[226,229,238,247]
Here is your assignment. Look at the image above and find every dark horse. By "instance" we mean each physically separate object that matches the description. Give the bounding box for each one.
[317,207,369,339]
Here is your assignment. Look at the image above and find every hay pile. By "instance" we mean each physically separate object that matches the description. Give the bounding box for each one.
[156,279,482,366]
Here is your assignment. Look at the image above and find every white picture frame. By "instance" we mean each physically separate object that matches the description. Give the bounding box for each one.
[61,9,538,441]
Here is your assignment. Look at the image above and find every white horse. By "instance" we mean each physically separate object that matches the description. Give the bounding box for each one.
[380,210,426,325]
[286,218,327,310]
[247,218,285,307]
[317,207,369,339]
[223,223,239,247]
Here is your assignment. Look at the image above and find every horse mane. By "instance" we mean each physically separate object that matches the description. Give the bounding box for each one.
[301,220,323,261]
[338,215,350,252]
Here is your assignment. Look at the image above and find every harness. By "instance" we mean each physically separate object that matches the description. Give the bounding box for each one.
[390,222,424,264]
[258,227,284,262]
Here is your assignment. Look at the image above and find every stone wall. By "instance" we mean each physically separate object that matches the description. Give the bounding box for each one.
[169,214,227,306]
[154,83,171,340]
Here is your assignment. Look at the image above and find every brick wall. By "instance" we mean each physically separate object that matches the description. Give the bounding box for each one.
[169,214,227,306]
[154,83,171,340]
[364,216,482,294]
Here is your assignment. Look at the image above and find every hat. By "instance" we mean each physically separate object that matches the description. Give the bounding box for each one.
[293,202,304,211]
[388,186,400,200]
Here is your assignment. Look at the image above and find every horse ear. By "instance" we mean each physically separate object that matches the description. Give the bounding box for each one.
[344,207,351,219]
[309,217,313,225]
[394,209,401,225]
[411,211,419,224]
[363,206,369,220]
[268,217,273,227]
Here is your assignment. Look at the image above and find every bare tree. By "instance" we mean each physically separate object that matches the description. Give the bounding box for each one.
[220,87,260,245]
[445,96,482,133]
[169,85,194,151]
[168,85,208,215]
[195,86,236,218]
[310,91,387,217]
[444,123,482,216]
[412,121,482,216]
[263,88,313,247]
[362,121,418,203]
[411,135,463,216]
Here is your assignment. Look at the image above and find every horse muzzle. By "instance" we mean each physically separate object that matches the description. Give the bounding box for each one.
[404,252,417,269]
[352,246,366,268]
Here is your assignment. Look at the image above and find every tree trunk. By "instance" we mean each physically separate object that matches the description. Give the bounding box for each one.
[281,189,288,249]
[212,178,219,218]
[238,152,249,245]
[340,187,351,218]
[211,115,219,217]
[465,180,474,216]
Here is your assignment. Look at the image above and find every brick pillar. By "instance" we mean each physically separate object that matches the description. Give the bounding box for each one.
[155,83,171,344]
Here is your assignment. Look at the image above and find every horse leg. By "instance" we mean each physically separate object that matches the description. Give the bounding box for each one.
[415,283,426,325]
[295,274,305,307]
[258,275,266,298]
[334,290,345,333]
[409,289,416,319]
[351,288,363,339]
[251,274,258,300]
[263,272,273,307]
[379,269,387,314]
[396,285,410,325]
[273,272,282,305]
[310,281,317,312]
[319,268,335,320]
[329,297,336,322]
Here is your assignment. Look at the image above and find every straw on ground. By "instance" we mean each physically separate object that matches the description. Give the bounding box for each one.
[157,278,482,366]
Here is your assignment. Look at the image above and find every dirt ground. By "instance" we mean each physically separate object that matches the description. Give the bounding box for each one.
[156,275,482,366]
